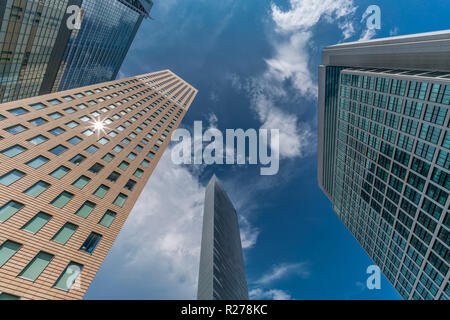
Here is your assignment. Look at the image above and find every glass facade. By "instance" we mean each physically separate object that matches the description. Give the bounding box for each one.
[0,0,71,103]
[54,0,147,91]
[324,67,450,300]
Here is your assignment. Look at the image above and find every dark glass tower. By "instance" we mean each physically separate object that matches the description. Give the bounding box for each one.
[197,175,249,300]
[0,0,152,103]
[52,0,152,92]
[318,30,450,300]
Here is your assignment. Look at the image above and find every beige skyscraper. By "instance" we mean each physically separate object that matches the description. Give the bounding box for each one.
[0,70,197,300]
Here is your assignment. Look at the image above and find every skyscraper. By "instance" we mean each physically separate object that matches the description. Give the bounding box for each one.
[318,30,450,300]
[51,0,153,92]
[0,69,197,300]
[197,175,249,300]
[0,0,152,103]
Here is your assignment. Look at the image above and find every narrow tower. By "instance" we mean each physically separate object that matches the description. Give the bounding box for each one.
[197,175,249,300]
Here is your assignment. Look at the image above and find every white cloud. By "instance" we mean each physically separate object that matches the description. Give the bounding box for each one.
[249,288,292,300]
[271,0,357,33]
[227,0,358,161]
[264,31,317,98]
[87,147,205,299]
[239,215,260,249]
[339,20,355,40]
[359,28,377,41]
[253,262,310,286]
[390,27,399,36]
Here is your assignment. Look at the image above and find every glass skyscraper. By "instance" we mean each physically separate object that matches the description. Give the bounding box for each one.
[197,175,249,300]
[0,0,152,103]
[318,30,450,300]
[53,0,152,92]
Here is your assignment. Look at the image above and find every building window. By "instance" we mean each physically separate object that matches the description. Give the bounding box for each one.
[53,262,83,291]
[49,127,66,136]
[63,96,74,101]
[113,145,123,153]
[127,152,137,160]
[66,121,79,128]
[24,181,51,198]
[49,145,68,155]
[107,171,121,182]
[5,124,27,135]
[18,251,54,281]
[28,117,48,126]
[67,136,82,145]
[80,233,102,254]
[69,154,87,165]
[102,153,115,162]
[72,176,91,189]
[118,161,129,171]
[0,292,20,300]
[0,200,24,222]
[26,156,49,169]
[94,185,110,198]
[51,192,74,208]
[124,179,137,191]
[98,210,117,228]
[1,145,27,158]
[21,212,52,234]
[141,159,150,168]
[98,137,109,145]
[82,129,94,136]
[0,240,22,267]
[0,170,25,186]
[85,145,99,154]
[50,166,71,179]
[52,223,78,245]
[48,99,61,105]
[8,107,28,116]
[113,193,128,207]
[75,201,96,218]
[134,169,144,178]
[48,112,63,120]
[30,103,47,110]
[27,135,48,145]
[63,107,76,114]
[88,163,104,174]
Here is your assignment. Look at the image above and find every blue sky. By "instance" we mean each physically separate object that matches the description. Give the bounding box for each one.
[85,0,450,300]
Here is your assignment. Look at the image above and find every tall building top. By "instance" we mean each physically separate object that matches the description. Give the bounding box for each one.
[321,29,450,72]
[317,30,450,300]
[198,175,249,300]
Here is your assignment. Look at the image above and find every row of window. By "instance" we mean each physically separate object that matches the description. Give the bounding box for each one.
[0,239,84,292]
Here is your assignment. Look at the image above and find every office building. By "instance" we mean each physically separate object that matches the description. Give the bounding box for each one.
[0,69,197,300]
[0,0,152,103]
[197,175,249,300]
[318,30,450,300]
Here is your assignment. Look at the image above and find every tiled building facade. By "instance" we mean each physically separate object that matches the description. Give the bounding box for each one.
[0,69,197,300]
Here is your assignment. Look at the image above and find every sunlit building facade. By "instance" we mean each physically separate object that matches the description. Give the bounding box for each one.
[0,69,197,300]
